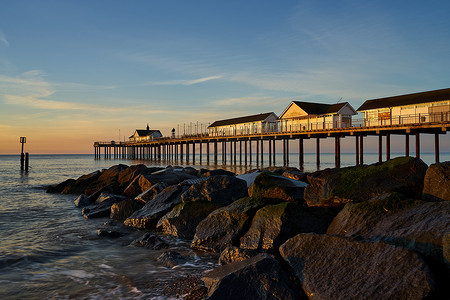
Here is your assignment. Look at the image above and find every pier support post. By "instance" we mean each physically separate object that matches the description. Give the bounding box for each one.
[214,141,218,165]
[269,139,272,166]
[282,139,286,166]
[286,139,289,166]
[316,137,320,167]
[199,142,202,164]
[355,136,359,165]
[256,140,259,166]
[416,133,420,158]
[272,139,276,165]
[245,140,248,165]
[405,134,410,157]
[249,140,252,165]
[378,135,383,162]
[335,136,341,168]
[299,137,304,169]
[239,140,242,164]
[386,133,391,161]
[359,135,364,165]
[435,133,440,163]
[234,140,237,164]
[186,142,190,164]
[207,142,210,164]
[192,142,196,164]
[260,139,264,166]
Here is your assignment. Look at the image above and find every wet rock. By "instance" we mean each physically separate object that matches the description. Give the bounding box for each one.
[191,197,279,253]
[110,199,143,221]
[327,194,450,267]
[218,247,257,265]
[157,201,222,240]
[236,172,261,188]
[61,170,102,195]
[248,172,306,202]
[423,161,450,201]
[282,170,308,182]
[181,175,248,205]
[172,169,199,181]
[280,233,434,300]
[82,193,128,219]
[134,182,168,203]
[183,167,199,176]
[46,178,75,193]
[202,253,301,300]
[444,233,450,270]
[74,194,91,207]
[130,232,169,249]
[203,169,236,177]
[240,202,338,252]
[97,220,126,238]
[304,156,428,207]
[83,165,128,196]
[117,164,149,188]
[157,251,186,268]
[124,185,187,229]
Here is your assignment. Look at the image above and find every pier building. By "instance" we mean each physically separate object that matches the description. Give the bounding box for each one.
[208,112,278,136]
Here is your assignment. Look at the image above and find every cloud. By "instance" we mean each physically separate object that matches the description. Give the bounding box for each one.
[146,75,222,86]
[0,30,9,47]
[213,96,271,106]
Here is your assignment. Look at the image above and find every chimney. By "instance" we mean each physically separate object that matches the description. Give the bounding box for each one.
[146,123,149,130]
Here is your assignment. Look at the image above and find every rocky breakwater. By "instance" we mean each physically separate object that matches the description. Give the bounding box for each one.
[47,157,450,299]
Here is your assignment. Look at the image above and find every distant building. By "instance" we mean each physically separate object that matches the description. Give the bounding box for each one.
[278,101,357,131]
[357,88,450,126]
[208,112,278,136]
[129,124,163,142]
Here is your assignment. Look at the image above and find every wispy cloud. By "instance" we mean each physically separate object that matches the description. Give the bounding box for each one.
[0,30,9,47]
[144,75,222,86]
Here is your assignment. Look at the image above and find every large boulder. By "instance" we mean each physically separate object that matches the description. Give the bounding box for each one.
[74,194,91,207]
[280,233,435,300]
[191,197,278,253]
[248,172,306,202]
[117,164,149,188]
[202,253,302,300]
[130,232,169,250]
[61,170,102,195]
[304,157,428,207]
[327,194,450,268]
[203,169,236,177]
[81,193,128,219]
[157,251,186,268]
[83,164,128,196]
[423,161,450,201]
[156,201,222,240]
[124,185,187,229]
[181,175,248,205]
[240,202,338,252]
[110,199,143,221]
[134,182,168,204]
[218,247,257,265]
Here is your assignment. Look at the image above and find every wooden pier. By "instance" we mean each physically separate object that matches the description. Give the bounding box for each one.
[94,120,450,169]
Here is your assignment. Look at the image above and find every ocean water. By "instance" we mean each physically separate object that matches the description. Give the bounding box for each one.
[0,153,448,299]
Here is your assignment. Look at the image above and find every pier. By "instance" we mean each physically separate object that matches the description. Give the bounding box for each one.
[94,115,450,169]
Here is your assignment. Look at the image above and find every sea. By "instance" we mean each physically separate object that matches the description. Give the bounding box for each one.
[0,152,448,299]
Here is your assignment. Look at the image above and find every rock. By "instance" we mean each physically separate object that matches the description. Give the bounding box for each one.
[280,233,434,300]
[181,175,248,205]
[202,253,301,300]
[130,232,169,250]
[86,181,122,202]
[191,197,279,253]
[83,165,128,196]
[203,169,236,177]
[74,194,91,207]
[304,156,428,207]
[218,247,257,265]
[183,167,199,176]
[282,170,308,182]
[240,202,338,252]
[157,251,186,268]
[97,220,126,238]
[134,182,168,203]
[157,201,222,240]
[423,161,450,201]
[327,194,450,267]
[82,193,128,219]
[61,170,102,195]
[110,199,143,221]
[124,185,187,229]
[172,169,199,181]
[46,178,75,193]
[248,172,306,202]
[236,172,261,188]
[117,164,149,187]
[444,233,450,270]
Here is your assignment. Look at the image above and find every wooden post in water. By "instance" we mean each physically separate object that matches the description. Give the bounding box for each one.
[405,134,409,157]
[260,139,263,166]
[249,140,252,165]
[192,142,196,164]
[239,140,242,164]
[214,141,218,165]
[272,139,276,165]
[416,133,420,159]
[435,133,440,163]
[245,140,248,165]
[199,142,202,164]
[316,137,320,167]
[25,152,29,171]
[386,133,391,161]
[355,135,359,165]
[256,140,259,166]
[299,137,304,169]
[378,134,383,162]
[269,138,272,166]
[335,136,341,168]
[359,135,364,165]
[206,142,210,164]
[234,140,237,164]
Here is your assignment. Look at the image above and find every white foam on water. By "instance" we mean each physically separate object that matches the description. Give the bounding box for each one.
[99,263,113,269]
[60,269,95,279]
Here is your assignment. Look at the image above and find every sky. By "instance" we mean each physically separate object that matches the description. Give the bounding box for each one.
[1,0,450,154]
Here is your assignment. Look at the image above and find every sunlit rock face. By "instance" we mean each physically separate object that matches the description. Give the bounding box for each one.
[422,161,450,201]
[280,233,435,300]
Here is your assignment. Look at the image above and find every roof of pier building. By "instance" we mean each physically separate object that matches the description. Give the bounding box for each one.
[129,124,162,138]
[357,88,450,111]
[208,112,277,128]
[279,101,356,120]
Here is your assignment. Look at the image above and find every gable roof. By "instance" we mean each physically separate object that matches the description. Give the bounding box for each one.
[208,112,276,128]
[357,88,450,111]
[279,101,354,119]
[130,129,161,138]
